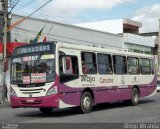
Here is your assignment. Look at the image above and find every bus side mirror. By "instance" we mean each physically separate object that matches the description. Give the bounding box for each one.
[3,59,8,72]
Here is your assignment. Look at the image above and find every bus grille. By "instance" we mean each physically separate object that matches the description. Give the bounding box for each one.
[17,83,45,87]
[19,88,43,94]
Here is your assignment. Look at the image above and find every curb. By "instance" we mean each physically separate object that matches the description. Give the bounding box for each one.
[0,102,11,108]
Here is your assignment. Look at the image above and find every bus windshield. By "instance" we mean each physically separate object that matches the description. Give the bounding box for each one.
[11,54,55,84]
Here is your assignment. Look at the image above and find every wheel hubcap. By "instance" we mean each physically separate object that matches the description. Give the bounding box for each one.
[83,96,91,110]
[133,92,139,103]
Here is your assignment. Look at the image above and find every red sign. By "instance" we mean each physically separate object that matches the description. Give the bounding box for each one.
[31,73,46,83]
[23,56,31,62]
[23,76,30,84]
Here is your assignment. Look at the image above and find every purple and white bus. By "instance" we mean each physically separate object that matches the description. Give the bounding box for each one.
[10,42,157,114]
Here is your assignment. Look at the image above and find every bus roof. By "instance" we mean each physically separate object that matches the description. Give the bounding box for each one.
[13,41,153,58]
[58,42,153,58]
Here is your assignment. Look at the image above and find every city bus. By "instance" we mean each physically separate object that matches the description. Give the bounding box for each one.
[10,41,157,114]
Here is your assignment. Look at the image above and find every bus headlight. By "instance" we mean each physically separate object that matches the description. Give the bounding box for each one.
[46,87,57,96]
[10,88,17,96]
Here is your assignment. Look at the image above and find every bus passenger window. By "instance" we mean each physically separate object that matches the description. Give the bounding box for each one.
[128,57,139,74]
[113,56,127,74]
[140,58,151,74]
[81,52,97,74]
[59,57,63,74]
[150,59,154,74]
[72,57,79,74]
[60,56,79,75]
[82,61,88,74]
[59,55,79,83]
[97,54,112,74]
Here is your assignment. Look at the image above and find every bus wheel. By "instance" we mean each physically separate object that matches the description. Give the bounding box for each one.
[80,92,93,114]
[39,108,54,114]
[131,88,140,106]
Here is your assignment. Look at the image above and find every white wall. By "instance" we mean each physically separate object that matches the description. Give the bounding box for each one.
[77,19,123,34]
[124,43,151,52]
[11,15,123,49]
[123,33,154,47]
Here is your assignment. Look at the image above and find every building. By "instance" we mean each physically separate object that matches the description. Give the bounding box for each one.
[10,15,123,49]
[77,18,155,54]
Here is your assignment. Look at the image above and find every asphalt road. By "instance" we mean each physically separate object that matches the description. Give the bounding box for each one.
[0,93,160,129]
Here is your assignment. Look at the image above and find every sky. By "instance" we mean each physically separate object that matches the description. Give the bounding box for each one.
[10,0,160,33]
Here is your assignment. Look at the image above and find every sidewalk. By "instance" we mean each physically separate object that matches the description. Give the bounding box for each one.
[0,101,11,108]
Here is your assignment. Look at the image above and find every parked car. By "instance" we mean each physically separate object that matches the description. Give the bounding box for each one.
[157,80,160,92]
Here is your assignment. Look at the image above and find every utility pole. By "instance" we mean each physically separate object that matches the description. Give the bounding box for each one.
[0,0,8,104]
[158,19,160,80]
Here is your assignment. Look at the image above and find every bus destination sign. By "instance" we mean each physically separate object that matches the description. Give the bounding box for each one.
[13,43,54,56]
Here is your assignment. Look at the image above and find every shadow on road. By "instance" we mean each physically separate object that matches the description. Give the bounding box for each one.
[15,99,155,118]
[16,107,84,118]
[139,99,155,104]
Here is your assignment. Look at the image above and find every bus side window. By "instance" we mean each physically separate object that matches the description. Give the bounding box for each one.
[63,56,73,74]
[113,55,127,74]
[60,55,79,83]
[97,53,112,74]
[59,56,63,74]
[140,58,151,74]
[128,57,139,74]
[81,52,97,74]
[150,59,154,74]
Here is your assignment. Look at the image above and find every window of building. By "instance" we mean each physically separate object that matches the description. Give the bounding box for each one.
[140,58,151,74]
[81,52,97,74]
[97,54,112,74]
[113,55,127,74]
[128,57,139,74]
[144,51,151,55]
[133,49,141,53]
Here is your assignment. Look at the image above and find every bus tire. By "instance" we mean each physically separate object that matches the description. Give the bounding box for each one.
[80,92,93,114]
[39,108,54,114]
[131,88,140,106]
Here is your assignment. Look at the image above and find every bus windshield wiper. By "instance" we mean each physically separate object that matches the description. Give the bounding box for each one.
[34,52,45,66]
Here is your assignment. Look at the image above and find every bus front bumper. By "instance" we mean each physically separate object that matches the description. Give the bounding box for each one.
[10,94,59,108]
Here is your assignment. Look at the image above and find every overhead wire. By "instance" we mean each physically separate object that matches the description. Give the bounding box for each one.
[13,0,36,13]
[6,0,159,49]
[10,0,73,24]
[119,0,160,18]
[9,0,20,13]
[9,0,160,24]
[11,0,125,23]
[9,0,160,33]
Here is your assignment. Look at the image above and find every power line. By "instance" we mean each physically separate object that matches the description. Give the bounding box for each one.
[8,0,54,32]
[9,0,20,13]
[11,0,98,23]
[11,0,160,27]
[26,0,53,18]
[13,0,36,13]
[11,0,126,23]
[119,0,160,18]
[14,7,73,24]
